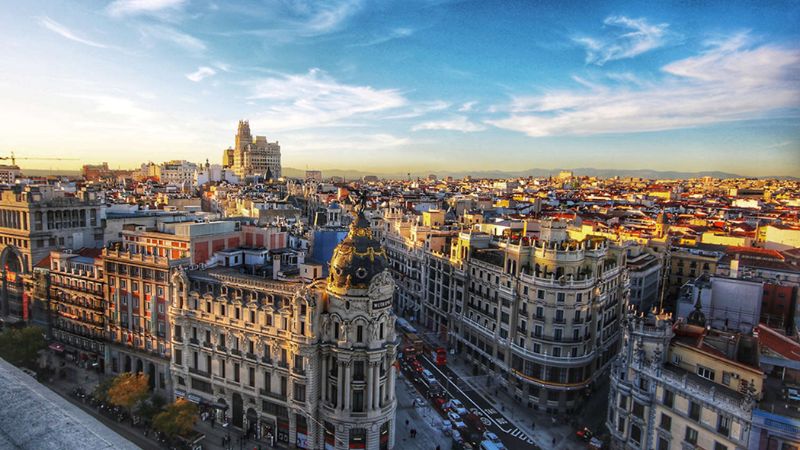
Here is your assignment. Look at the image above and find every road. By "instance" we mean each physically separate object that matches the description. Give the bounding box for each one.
[413,355,538,450]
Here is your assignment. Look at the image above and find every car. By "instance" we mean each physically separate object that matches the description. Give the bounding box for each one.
[482,432,502,445]
[421,369,438,386]
[446,399,469,416]
[447,411,467,430]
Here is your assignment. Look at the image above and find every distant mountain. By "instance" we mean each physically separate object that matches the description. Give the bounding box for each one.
[284,167,798,181]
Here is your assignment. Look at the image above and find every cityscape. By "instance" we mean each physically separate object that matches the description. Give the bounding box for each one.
[1,2,799,450]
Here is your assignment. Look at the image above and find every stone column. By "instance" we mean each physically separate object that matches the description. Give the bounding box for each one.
[387,366,396,401]
[366,362,374,411]
[373,366,381,409]
[343,362,352,410]
[321,354,328,402]
[336,361,344,409]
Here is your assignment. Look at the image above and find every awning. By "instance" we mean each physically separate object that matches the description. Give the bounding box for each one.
[49,343,65,352]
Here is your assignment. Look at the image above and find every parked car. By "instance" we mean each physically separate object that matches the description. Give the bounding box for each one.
[447,411,467,431]
[445,398,469,416]
[482,432,503,445]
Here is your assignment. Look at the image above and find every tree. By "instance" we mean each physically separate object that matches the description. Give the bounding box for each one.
[135,393,167,423]
[107,372,149,413]
[152,398,198,439]
[0,326,46,368]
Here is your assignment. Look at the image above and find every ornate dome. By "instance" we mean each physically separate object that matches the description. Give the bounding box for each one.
[328,209,387,292]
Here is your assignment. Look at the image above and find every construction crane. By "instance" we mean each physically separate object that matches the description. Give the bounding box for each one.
[0,151,78,166]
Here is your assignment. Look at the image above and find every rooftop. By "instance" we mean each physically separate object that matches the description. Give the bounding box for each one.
[0,358,140,450]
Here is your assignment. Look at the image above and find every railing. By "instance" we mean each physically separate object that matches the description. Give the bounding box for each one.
[189,367,211,378]
[510,342,595,365]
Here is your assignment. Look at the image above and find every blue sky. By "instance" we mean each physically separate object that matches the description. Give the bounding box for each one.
[0,0,798,176]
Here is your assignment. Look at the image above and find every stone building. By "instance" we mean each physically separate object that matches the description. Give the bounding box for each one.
[47,248,107,369]
[169,208,397,449]
[607,307,760,450]
[229,120,281,180]
[0,185,104,321]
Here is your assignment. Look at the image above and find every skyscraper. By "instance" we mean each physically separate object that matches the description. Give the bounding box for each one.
[230,120,282,180]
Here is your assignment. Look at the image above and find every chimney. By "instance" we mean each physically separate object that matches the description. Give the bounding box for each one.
[730,257,740,279]
[272,254,281,280]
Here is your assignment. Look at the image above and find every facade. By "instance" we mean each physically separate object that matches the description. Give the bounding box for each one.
[48,249,107,369]
[230,120,282,180]
[82,163,111,181]
[0,164,20,184]
[666,245,723,306]
[103,245,184,395]
[608,309,761,450]
[169,209,398,449]
[159,160,198,191]
[626,246,662,312]
[380,211,629,413]
[0,185,104,321]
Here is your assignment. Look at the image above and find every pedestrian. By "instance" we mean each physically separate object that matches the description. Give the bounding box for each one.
[405,419,409,427]
[552,437,556,446]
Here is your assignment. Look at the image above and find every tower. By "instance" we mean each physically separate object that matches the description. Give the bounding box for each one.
[318,203,398,450]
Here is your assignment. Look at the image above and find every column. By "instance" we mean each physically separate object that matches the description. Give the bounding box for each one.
[343,362,351,410]
[366,363,374,411]
[387,366,396,401]
[336,362,344,410]
[375,366,382,408]
[321,354,328,402]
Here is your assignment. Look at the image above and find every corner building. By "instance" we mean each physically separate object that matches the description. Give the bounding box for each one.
[169,210,397,450]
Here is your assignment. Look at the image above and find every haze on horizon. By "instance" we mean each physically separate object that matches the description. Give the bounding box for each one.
[0,0,798,177]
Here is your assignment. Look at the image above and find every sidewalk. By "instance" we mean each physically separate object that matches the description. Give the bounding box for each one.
[394,375,453,450]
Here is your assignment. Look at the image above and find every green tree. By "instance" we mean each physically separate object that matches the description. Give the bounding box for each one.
[108,372,150,414]
[0,326,46,368]
[152,398,198,438]
[135,393,167,423]
[92,377,114,403]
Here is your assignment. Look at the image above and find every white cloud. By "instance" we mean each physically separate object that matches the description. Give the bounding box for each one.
[139,25,205,52]
[107,0,187,18]
[575,15,670,65]
[186,66,216,82]
[413,115,486,132]
[354,27,415,47]
[488,35,800,137]
[292,0,363,36]
[37,16,108,48]
[458,101,477,112]
[72,94,159,122]
[247,68,406,130]
[384,100,450,119]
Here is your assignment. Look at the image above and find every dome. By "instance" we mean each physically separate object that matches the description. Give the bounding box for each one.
[328,209,387,292]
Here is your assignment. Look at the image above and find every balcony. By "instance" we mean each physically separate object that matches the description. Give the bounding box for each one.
[261,356,272,365]
[216,345,227,352]
[202,341,212,349]
[277,361,288,369]
[259,389,287,401]
[553,317,566,324]
[189,338,199,345]
[293,367,306,376]
[189,367,211,378]
[245,352,257,361]
[230,349,241,356]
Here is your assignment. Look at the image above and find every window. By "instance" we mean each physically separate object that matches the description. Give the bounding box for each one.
[619,394,628,409]
[717,415,731,437]
[219,359,226,378]
[293,383,306,402]
[697,365,715,381]
[685,426,698,444]
[722,371,731,385]
[249,367,255,387]
[537,290,544,299]
[632,402,645,419]
[688,401,701,421]
[557,292,565,302]
[617,417,625,433]
[662,389,674,408]
[234,363,240,382]
[357,325,363,343]
[657,437,669,450]
[660,413,672,432]
[174,349,183,366]
[713,443,727,450]
[630,424,641,444]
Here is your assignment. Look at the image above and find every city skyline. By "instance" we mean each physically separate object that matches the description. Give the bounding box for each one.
[1,0,799,176]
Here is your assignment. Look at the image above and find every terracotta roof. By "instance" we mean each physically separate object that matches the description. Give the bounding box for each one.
[756,324,800,361]
[34,255,51,269]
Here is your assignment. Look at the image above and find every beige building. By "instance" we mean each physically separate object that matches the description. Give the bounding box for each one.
[608,308,761,450]
[169,209,398,449]
[230,120,282,180]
